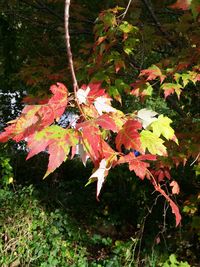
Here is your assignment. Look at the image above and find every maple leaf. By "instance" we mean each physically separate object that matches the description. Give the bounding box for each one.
[87,157,114,200]
[140,130,167,156]
[149,115,177,142]
[130,81,153,99]
[82,105,99,118]
[77,120,117,166]
[115,119,142,152]
[170,0,191,10]
[77,86,90,104]
[161,83,182,99]
[87,159,109,200]
[101,140,118,162]
[26,125,79,178]
[77,83,116,116]
[95,36,107,46]
[80,83,107,104]
[47,83,68,120]
[108,86,122,103]
[109,111,126,131]
[137,109,158,129]
[77,121,101,164]
[118,153,157,179]
[94,96,116,115]
[95,114,118,132]
[140,65,166,83]
[0,83,68,143]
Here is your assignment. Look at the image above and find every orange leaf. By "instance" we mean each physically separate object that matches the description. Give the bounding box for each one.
[170,181,180,195]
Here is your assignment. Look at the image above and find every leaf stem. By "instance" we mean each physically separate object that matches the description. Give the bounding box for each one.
[64,0,86,119]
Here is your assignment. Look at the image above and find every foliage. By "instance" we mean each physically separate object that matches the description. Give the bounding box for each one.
[0,185,89,266]
[3,0,200,227]
[0,1,200,266]
[161,254,190,267]
[0,176,195,266]
[0,155,13,187]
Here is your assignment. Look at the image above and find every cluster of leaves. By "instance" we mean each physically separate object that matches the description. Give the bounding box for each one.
[0,79,181,225]
[1,0,200,228]
[161,254,190,267]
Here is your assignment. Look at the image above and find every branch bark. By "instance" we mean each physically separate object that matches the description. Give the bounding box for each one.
[64,0,86,119]
[119,0,133,22]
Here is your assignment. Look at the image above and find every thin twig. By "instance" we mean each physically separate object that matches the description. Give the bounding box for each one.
[142,0,176,46]
[119,0,133,21]
[64,0,86,119]
[136,193,161,264]
[35,0,64,21]
[190,152,200,166]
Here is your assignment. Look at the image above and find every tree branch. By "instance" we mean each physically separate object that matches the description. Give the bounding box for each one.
[64,0,86,119]
[142,0,176,47]
[118,0,133,22]
[35,0,64,21]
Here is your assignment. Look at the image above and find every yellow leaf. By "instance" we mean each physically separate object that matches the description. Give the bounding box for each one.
[150,115,175,140]
[140,130,167,156]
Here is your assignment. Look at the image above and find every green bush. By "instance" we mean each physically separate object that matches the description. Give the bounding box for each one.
[0,185,88,266]
[160,254,190,267]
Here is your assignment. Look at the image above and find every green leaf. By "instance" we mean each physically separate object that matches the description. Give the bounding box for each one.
[108,86,122,103]
[169,254,179,265]
[140,130,167,156]
[119,21,135,33]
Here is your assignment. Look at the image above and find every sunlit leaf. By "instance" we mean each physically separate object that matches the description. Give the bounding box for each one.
[140,130,167,156]
[150,115,176,141]
[116,119,142,152]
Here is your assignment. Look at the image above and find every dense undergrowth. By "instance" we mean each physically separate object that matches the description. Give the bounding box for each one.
[0,152,199,266]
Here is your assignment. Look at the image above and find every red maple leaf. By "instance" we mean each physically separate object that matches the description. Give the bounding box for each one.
[115,119,142,152]
[170,0,190,10]
[130,79,147,96]
[81,82,108,104]
[76,121,103,165]
[0,83,68,143]
[95,114,118,132]
[77,120,117,166]
[48,83,69,119]
[140,65,166,83]
[118,153,157,179]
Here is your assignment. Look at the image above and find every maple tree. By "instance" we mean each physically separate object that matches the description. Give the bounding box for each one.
[0,0,200,228]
